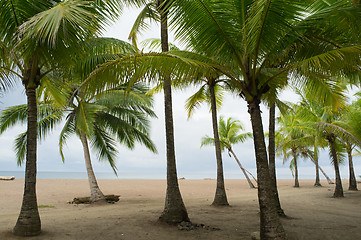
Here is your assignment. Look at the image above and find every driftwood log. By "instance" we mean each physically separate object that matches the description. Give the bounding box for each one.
[71,195,120,204]
[0,176,15,181]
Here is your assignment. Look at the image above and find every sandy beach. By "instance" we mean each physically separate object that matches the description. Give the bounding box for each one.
[0,179,360,240]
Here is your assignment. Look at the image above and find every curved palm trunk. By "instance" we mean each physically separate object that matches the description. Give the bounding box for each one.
[209,83,229,205]
[158,0,189,223]
[268,104,285,217]
[305,152,333,184]
[229,148,255,189]
[292,149,299,188]
[13,85,41,236]
[327,136,343,198]
[346,144,358,191]
[248,99,286,240]
[313,145,321,187]
[80,132,106,203]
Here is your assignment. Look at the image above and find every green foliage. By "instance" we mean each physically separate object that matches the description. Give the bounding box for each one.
[201,116,252,151]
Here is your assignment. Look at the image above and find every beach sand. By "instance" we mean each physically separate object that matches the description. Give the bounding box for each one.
[0,179,360,240]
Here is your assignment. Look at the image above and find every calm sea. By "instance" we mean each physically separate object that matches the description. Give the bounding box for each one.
[2,166,357,180]
[0,171,164,179]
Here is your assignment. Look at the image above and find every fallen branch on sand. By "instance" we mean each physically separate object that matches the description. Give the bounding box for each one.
[0,176,15,181]
[70,195,120,204]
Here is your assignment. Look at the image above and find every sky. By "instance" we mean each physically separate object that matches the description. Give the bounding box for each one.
[0,6,359,180]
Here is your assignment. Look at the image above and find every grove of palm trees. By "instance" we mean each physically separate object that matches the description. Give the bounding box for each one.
[1,0,361,240]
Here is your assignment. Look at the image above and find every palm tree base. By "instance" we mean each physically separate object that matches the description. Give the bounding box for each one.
[159,209,190,225]
[314,183,322,187]
[333,191,344,198]
[13,217,41,237]
[212,187,229,206]
[211,201,229,207]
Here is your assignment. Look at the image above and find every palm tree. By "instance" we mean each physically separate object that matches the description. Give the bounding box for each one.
[326,99,361,191]
[0,83,157,203]
[0,0,123,235]
[201,116,255,188]
[61,84,158,202]
[80,1,361,238]
[185,76,230,205]
[297,94,347,197]
[129,0,190,223]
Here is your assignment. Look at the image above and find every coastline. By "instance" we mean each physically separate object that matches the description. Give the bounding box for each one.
[1,179,360,239]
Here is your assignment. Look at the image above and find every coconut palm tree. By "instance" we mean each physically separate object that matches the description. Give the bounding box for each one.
[185,76,230,205]
[80,1,361,238]
[129,0,190,223]
[0,0,124,235]
[201,116,255,188]
[0,83,157,203]
[324,99,361,191]
[60,84,158,202]
[297,93,348,197]
[277,107,308,187]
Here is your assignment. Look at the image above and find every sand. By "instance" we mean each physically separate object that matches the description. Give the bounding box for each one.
[0,179,360,240]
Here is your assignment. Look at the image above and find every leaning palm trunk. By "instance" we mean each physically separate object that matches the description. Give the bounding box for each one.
[13,85,41,236]
[158,0,189,223]
[80,132,106,203]
[209,83,229,205]
[229,148,256,189]
[292,149,299,188]
[268,104,285,217]
[248,99,286,240]
[327,136,343,198]
[346,144,358,191]
[305,152,334,184]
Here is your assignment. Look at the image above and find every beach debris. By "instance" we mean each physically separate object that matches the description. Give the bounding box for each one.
[70,194,120,204]
[177,221,220,231]
[0,176,15,181]
[179,177,186,180]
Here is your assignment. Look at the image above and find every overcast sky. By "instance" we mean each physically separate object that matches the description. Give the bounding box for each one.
[0,6,359,180]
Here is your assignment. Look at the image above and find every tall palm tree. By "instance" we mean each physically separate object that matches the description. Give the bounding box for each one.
[166,1,361,238]
[80,1,361,238]
[297,93,347,197]
[326,99,361,191]
[201,116,255,188]
[0,0,123,235]
[128,0,190,223]
[185,77,229,205]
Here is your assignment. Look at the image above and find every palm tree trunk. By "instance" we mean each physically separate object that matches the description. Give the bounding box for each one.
[327,136,343,198]
[80,132,106,203]
[158,0,189,224]
[247,99,286,240]
[209,82,229,205]
[313,145,322,186]
[13,85,41,236]
[268,104,285,217]
[306,152,333,184]
[229,148,255,189]
[292,149,299,188]
[346,144,358,191]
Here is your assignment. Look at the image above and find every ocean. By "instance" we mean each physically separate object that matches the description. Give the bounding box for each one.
[1,165,359,180]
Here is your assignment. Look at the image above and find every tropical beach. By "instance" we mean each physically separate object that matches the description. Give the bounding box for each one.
[0,178,360,240]
[2,1,361,239]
